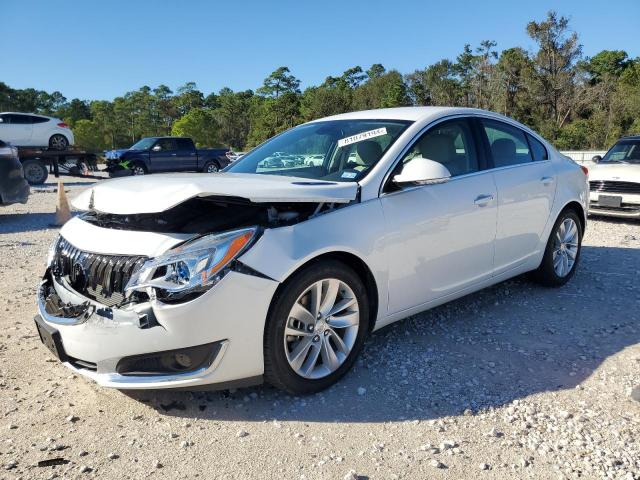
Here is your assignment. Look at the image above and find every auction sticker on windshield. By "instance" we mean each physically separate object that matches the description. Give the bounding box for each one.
[337,128,387,148]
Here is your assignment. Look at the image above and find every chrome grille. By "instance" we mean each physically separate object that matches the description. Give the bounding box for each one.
[51,236,148,306]
[589,180,640,194]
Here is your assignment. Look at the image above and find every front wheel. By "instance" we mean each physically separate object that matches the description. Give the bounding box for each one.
[532,210,582,287]
[264,260,370,394]
[132,163,146,175]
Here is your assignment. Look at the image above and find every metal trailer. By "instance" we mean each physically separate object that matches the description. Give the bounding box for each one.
[17,147,101,185]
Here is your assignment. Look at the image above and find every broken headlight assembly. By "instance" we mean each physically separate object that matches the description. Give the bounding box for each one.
[125,227,258,303]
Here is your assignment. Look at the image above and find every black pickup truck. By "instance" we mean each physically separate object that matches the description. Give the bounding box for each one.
[105,137,230,176]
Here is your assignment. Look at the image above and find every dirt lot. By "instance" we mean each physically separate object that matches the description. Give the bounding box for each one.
[1,176,639,480]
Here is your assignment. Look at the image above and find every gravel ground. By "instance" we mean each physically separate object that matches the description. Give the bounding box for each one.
[1,176,639,480]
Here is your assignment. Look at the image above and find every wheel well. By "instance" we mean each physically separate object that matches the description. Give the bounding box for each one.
[274,251,379,332]
[559,201,586,234]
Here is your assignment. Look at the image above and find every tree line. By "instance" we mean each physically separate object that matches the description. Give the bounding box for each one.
[1,11,639,152]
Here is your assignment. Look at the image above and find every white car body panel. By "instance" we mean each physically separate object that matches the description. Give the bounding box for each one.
[588,162,640,218]
[71,172,359,214]
[0,112,74,148]
[37,106,588,390]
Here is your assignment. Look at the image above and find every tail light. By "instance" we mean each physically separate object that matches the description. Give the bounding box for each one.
[225,151,234,160]
[57,122,69,128]
[580,165,589,176]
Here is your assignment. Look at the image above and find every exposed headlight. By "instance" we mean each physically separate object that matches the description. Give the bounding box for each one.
[125,227,257,302]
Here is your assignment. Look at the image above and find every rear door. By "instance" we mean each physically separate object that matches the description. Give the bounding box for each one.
[477,118,556,274]
[174,138,198,170]
[149,138,179,172]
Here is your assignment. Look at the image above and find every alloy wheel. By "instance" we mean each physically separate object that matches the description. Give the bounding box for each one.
[284,278,359,379]
[552,218,579,277]
[132,166,145,175]
[50,135,68,150]
[206,163,219,173]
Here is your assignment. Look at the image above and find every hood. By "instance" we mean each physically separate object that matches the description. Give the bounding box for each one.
[589,163,640,183]
[72,173,359,214]
[104,149,131,160]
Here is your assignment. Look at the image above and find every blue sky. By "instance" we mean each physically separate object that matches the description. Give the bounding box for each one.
[4,0,639,100]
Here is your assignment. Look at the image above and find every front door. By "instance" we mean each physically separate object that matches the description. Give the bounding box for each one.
[149,138,179,172]
[380,118,497,314]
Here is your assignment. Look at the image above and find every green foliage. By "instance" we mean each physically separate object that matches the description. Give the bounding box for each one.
[1,11,639,151]
[73,119,108,151]
[171,108,219,147]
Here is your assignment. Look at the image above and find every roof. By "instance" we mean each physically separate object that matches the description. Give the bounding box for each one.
[311,106,489,122]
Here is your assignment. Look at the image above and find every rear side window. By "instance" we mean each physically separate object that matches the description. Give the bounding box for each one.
[527,134,548,161]
[175,138,194,150]
[31,116,49,124]
[481,119,533,168]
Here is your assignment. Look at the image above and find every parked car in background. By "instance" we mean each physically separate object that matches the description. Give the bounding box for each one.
[0,112,74,150]
[35,107,587,394]
[228,151,247,162]
[104,137,230,176]
[0,140,29,205]
[589,135,640,219]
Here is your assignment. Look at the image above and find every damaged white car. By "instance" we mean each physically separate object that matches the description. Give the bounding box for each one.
[35,107,589,394]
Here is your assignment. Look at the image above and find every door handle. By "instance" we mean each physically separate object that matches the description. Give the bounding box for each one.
[474,194,494,206]
[541,176,554,186]
[171,153,177,156]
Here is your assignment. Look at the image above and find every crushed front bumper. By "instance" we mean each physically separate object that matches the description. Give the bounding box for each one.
[35,270,279,389]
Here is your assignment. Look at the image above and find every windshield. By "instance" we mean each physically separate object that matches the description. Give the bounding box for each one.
[601,140,640,164]
[227,119,411,182]
[130,138,157,150]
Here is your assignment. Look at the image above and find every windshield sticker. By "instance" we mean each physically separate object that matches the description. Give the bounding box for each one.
[341,171,357,179]
[337,127,387,148]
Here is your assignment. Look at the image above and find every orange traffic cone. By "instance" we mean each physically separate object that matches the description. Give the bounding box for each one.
[53,181,72,226]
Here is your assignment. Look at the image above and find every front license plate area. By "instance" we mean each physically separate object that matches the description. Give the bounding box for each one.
[34,315,67,362]
[598,195,622,208]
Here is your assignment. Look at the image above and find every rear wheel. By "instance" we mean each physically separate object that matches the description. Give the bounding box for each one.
[22,159,49,185]
[202,161,219,173]
[532,210,582,287]
[264,260,370,394]
[48,134,68,151]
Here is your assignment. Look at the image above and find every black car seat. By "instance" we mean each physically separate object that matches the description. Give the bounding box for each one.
[491,138,517,167]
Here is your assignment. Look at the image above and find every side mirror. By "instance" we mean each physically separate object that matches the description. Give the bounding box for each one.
[152,144,162,152]
[592,155,601,163]
[393,157,451,185]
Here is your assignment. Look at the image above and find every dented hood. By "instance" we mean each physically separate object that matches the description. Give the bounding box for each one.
[72,173,359,214]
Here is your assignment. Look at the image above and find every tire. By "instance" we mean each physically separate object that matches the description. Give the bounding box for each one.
[21,159,49,185]
[132,163,147,175]
[264,260,370,395]
[202,161,219,173]
[532,209,583,287]
[48,134,69,151]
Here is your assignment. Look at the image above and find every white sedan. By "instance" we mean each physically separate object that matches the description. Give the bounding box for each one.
[0,112,74,150]
[588,136,640,218]
[35,107,588,394]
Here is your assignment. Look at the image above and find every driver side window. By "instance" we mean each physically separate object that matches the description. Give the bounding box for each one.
[400,119,479,177]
